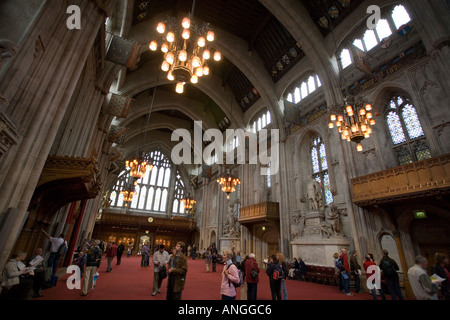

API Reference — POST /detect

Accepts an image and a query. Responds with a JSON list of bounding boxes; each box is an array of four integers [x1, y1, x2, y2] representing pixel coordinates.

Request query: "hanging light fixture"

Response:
[[148, 0, 221, 94], [120, 180, 136, 206], [125, 153, 153, 179], [329, 97, 375, 152], [327, 10, 375, 152], [217, 169, 240, 199], [181, 193, 196, 212]]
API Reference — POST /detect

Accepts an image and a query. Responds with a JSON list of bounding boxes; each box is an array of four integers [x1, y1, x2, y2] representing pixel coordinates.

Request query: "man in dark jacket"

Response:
[[166, 241, 188, 300], [379, 249, 403, 300], [350, 250, 361, 293], [116, 241, 125, 265]]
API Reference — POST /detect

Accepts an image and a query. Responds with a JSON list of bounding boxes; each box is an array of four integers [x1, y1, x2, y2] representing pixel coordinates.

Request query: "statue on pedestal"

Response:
[[307, 176, 322, 211], [325, 205, 343, 236]]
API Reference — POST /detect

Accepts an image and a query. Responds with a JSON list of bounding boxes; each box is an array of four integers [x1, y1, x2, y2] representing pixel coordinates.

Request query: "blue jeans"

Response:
[[371, 288, 386, 300], [386, 278, 403, 300], [281, 280, 288, 300], [47, 252, 61, 277], [353, 273, 360, 293], [342, 271, 351, 294]]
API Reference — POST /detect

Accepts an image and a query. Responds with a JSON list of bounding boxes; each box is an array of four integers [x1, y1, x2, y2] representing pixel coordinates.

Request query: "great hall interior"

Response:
[[0, 0, 449, 299]]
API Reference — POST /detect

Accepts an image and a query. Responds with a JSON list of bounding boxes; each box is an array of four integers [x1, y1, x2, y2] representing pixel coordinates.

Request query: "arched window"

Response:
[[109, 151, 188, 216], [340, 49, 352, 69], [310, 136, 333, 205], [392, 5, 411, 29], [385, 96, 431, 165]]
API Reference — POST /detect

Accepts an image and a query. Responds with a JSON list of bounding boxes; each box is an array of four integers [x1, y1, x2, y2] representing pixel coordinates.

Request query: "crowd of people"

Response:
[[2, 234, 449, 301]]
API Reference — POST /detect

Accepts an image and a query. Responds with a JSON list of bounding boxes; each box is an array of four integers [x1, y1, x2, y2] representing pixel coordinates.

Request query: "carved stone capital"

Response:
[[0, 112, 20, 157]]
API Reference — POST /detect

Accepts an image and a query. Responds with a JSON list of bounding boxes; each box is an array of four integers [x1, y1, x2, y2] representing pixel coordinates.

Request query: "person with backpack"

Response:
[[220, 250, 240, 300], [266, 255, 282, 300], [41, 229, 66, 281], [379, 249, 404, 300], [244, 253, 260, 300]]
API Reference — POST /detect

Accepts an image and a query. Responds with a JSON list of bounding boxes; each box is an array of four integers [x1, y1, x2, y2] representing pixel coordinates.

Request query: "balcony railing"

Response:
[[351, 154, 450, 206], [238, 202, 279, 225]]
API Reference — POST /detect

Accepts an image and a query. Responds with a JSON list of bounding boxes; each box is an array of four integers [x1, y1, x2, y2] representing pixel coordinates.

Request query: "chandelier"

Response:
[[217, 169, 240, 199], [328, 97, 375, 152], [148, 0, 221, 94], [125, 152, 153, 179], [181, 193, 196, 212], [120, 183, 136, 206]]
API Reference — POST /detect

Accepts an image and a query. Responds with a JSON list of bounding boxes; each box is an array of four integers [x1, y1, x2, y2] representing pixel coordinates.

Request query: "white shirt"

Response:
[[153, 250, 170, 272], [49, 237, 65, 253]]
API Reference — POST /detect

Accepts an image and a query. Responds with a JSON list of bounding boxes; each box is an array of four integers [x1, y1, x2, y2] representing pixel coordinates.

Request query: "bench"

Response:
[[303, 265, 339, 286]]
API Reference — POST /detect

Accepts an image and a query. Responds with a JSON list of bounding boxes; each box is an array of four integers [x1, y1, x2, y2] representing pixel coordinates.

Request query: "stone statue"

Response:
[[291, 212, 306, 239], [325, 205, 342, 236], [224, 198, 240, 238], [306, 176, 322, 211]]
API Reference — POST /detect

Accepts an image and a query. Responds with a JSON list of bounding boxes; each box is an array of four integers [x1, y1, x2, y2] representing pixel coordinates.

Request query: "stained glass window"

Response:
[[403, 104, 424, 139], [310, 136, 333, 205], [387, 111, 406, 145], [386, 96, 431, 165], [109, 151, 189, 217]]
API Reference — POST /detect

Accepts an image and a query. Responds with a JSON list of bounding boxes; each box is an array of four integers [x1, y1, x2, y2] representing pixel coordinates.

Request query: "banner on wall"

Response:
[[106, 35, 141, 70], [106, 93, 133, 118], [107, 125, 129, 145], [351, 44, 372, 75]]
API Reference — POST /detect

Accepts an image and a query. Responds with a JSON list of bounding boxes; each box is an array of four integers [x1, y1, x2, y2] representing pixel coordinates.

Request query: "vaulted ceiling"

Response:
[[109, 0, 365, 174]]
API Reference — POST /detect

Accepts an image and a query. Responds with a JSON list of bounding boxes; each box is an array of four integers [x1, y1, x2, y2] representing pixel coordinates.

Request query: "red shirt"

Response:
[[340, 253, 350, 272]]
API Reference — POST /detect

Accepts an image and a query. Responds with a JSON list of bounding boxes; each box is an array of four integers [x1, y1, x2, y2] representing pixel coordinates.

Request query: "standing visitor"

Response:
[[408, 255, 440, 300], [244, 253, 260, 300], [379, 249, 403, 300], [220, 250, 240, 300], [152, 244, 170, 296], [166, 241, 188, 300]]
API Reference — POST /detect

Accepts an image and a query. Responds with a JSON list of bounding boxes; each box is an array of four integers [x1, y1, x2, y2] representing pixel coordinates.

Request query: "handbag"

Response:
[[159, 265, 167, 279], [251, 269, 259, 278]]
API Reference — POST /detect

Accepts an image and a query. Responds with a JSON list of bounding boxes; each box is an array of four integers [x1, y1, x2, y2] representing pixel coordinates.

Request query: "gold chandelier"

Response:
[[181, 193, 196, 211], [125, 152, 153, 179], [120, 183, 136, 206], [329, 97, 375, 152], [217, 169, 240, 199], [148, 0, 221, 94]]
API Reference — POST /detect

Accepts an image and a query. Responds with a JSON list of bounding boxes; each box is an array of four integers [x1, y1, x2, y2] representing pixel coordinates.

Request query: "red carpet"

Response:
[[38, 255, 376, 300]]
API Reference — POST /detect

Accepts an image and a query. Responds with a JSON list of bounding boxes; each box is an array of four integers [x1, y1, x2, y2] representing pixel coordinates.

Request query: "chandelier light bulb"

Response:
[[197, 36, 206, 47], [176, 82, 185, 94], [330, 114, 336, 121], [203, 65, 209, 75], [182, 29, 190, 40], [337, 115, 344, 122], [346, 105, 354, 116], [167, 71, 174, 81], [161, 42, 169, 53], [214, 51, 222, 61], [367, 127, 373, 134], [191, 74, 198, 83], [203, 49, 211, 60], [336, 121, 342, 127], [195, 67, 203, 77], [356, 144, 363, 152], [182, 17, 191, 29], [207, 31, 215, 42], [370, 119, 376, 125], [161, 60, 170, 72], [329, 122, 334, 129], [192, 56, 201, 68], [179, 50, 187, 62], [365, 104, 372, 111], [167, 31, 175, 42], [360, 108, 366, 116], [366, 112, 373, 119], [165, 52, 175, 64], [149, 41, 158, 51], [157, 22, 166, 34]]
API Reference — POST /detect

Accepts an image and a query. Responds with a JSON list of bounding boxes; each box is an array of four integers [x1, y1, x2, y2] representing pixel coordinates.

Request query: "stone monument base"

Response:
[[220, 237, 240, 254], [291, 237, 349, 267]]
